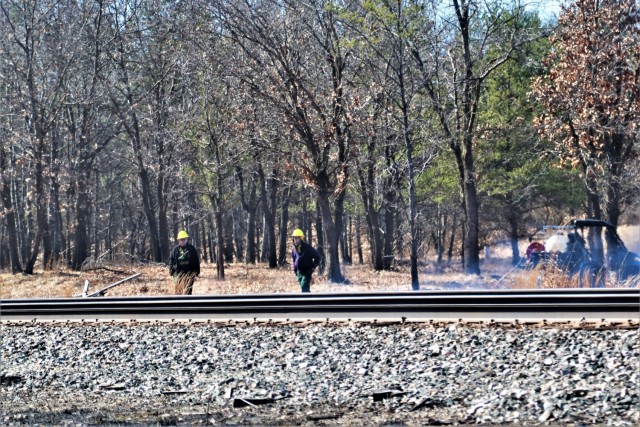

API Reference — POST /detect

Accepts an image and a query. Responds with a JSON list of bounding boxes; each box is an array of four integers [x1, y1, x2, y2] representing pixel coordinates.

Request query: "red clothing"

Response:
[[526, 242, 546, 260]]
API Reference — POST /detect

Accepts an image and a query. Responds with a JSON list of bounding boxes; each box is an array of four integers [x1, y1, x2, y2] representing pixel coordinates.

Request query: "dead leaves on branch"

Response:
[[531, 0, 640, 162]]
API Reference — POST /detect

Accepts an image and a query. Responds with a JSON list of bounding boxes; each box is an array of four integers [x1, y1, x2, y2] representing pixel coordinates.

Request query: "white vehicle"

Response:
[[525, 220, 639, 287]]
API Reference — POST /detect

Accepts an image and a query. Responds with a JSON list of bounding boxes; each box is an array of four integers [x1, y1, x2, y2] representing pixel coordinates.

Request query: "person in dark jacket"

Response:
[[169, 230, 200, 295], [291, 228, 321, 293]]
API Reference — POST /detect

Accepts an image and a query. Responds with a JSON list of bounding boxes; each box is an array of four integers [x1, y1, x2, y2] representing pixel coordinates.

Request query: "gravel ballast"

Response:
[[1, 322, 638, 426]]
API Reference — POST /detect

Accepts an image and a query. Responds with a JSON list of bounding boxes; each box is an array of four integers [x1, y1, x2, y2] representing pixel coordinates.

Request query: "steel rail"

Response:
[[2, 288, 638, 322]]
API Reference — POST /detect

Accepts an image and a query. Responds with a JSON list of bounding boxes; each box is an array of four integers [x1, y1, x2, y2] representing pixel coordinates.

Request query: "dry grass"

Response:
[[511, 263, 624, 289], [1, 259, 506, 298], [196, 262, 429, 294], [1, 247, 635, 299], [511, 265, 580, 289], [0, 265, 168, 299], [172, 272, 198, 295]]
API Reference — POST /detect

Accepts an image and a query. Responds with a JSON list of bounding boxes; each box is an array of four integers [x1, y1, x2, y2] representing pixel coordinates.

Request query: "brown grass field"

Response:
[[0, 260, 502, 299], [1, 226, 637, 298], [0, 254, 635, 300]]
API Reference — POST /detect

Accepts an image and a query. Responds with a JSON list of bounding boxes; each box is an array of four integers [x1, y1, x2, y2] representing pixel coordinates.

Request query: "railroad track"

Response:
[[1, 288, 638, 323]]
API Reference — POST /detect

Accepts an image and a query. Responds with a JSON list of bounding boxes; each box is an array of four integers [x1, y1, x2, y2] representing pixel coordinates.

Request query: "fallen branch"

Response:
[[83, 266, 128, 275], [85, 273, 142, 297]]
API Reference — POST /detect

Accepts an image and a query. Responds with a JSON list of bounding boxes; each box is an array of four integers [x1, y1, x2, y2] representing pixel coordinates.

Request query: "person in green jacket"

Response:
[[169, 230, 200, 295], [290, 229, 321, 293]]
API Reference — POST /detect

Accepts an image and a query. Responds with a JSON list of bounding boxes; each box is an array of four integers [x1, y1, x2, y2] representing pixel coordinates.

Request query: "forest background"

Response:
[[1, 0, 638, 293]]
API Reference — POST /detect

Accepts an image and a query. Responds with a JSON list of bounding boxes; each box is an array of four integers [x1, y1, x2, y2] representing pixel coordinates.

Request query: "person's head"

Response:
[[291, 228, 304, 244], [177, 230, 189, 247]]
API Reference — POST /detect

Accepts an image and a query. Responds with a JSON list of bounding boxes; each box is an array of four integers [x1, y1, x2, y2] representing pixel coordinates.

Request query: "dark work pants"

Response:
[[295, 271, 312, 292]]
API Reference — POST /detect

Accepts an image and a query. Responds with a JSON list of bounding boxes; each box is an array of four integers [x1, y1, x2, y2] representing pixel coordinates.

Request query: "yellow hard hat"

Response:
[[177, 230, 189, 240], [291, 229, 304, 238]]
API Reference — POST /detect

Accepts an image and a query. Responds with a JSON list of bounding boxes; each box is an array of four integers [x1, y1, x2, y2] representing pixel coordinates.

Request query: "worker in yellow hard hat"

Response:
[[290, 229, 321, 292], [169, 230, 200, 295]]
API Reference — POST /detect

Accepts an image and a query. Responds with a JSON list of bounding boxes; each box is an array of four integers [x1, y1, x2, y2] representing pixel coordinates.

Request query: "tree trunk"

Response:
[[315, 202, 325, 274], [382, 148, 398, 271], [207, 214, 215, 263], [233, 207, 245, 262], [435, 207, 447, 266], [259, 216, 268, 263], [137, 164, 162, 262], [210, 194, 225, 279], [246, 203, 257, 264], [458, 125, 481, 274], [106, 173, 114, 262], [258, 166, 278, 268], [369, 210, 385, 270], [0, 235, 7, 270], [400, 82, 420, 289], [118, 44, 162, 263], [447, 213, 457, 264], [335, 192, 350, 265], [508, 210, 521, 266], [355, 215, 363, 265], [158, 181, 170, 263], [303, 197, 313, 247], [71, 172, 91, 271], [458, 0, 482, 275], [278, 186, 292, 266], [347, 215, 353, 263], [224, 215, 235, 263], [317, 190, 345, 283], [383, 204, 396, 271], [606, 176, 622, 228], [92, 171, 100, 262], [585, 166, 604, 266], [256, 212, 262, 261], [51, 182, 66, 265], [339, 216, 347, 263], [356, 164, 384, 270], [200, 221, 208, 263], [48, 127, 65, 266], [0, 148, 22, 274], [237, 168, 258, 264], [24, 140, 48, 275]]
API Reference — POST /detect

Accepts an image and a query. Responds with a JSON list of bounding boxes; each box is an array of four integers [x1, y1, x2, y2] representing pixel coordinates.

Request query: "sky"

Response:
[[525, 0, 564, 22]]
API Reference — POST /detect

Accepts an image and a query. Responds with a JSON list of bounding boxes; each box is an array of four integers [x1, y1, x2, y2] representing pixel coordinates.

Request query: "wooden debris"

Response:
[[86, 273, 141, 297]]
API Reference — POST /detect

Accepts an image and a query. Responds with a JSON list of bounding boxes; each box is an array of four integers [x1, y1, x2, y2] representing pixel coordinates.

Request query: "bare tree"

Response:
[[257, 163, 279, 268], [236, 165, 259, 264], [212, 0, 359, 282], [0, 143, 21, 273], [0, 0, 84, 273], [107, 0, 185, 263], [60, 0, 121, 270], [413, 0, 537, 274]]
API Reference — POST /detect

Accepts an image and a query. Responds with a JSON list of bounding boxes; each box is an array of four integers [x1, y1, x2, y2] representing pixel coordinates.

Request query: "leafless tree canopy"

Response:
[[0, 0, 638, 280]]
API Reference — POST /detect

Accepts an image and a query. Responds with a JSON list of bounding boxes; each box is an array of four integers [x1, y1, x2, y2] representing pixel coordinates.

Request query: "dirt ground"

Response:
[[3, 225, 639, 299], [0, 256, 525, 300]]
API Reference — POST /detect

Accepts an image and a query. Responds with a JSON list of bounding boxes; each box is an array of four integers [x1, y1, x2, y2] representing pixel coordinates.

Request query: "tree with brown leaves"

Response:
[[531, 0, 640, 228]]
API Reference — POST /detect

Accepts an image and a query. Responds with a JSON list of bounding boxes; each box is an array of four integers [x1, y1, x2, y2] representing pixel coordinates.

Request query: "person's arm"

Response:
[[311, 246, 321, 268], [192, 245, 201, 276], [291, 246, 299, 272], [169, 247, 176, 275]]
